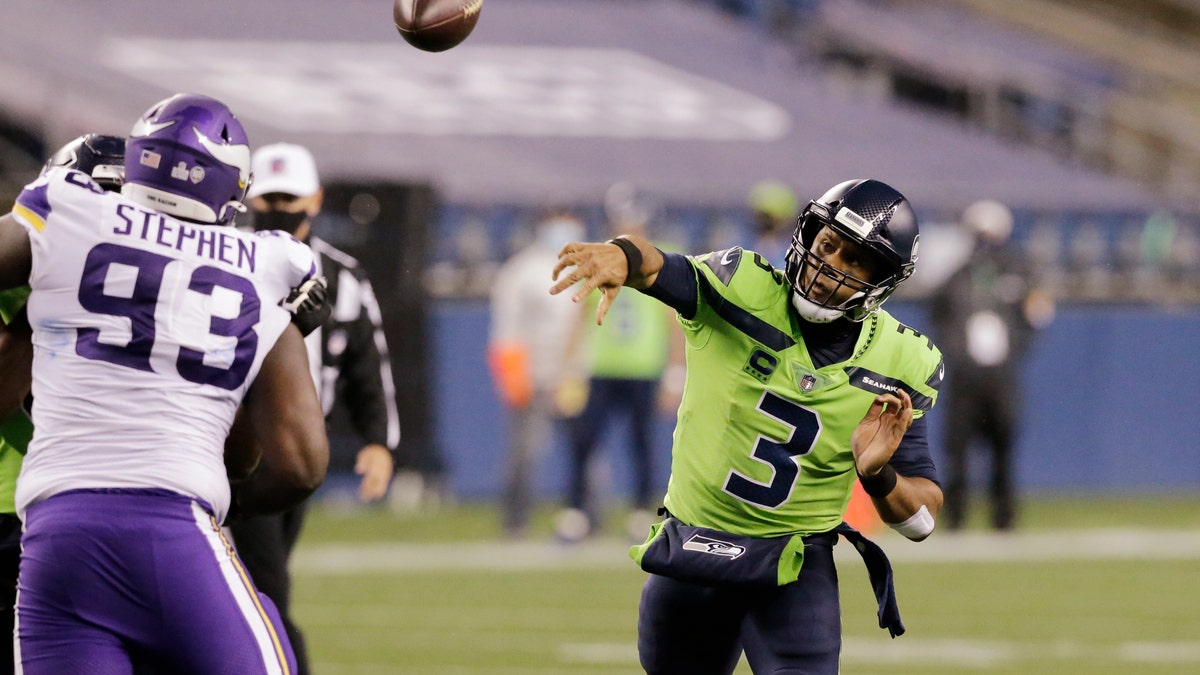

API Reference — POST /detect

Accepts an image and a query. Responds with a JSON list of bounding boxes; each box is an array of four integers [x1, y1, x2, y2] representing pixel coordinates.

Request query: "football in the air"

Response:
[[394, 0, 482, 52]]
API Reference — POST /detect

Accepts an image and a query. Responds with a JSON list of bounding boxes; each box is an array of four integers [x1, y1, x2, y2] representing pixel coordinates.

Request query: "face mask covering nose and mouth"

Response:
[[252, 209, 308, 235]]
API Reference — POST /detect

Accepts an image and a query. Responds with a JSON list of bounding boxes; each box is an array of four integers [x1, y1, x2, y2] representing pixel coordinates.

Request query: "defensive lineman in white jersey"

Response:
[[0, 93, 329, 674], [13, 166, 315, 523]]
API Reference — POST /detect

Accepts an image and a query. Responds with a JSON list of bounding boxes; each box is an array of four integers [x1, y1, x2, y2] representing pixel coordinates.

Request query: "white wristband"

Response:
[[889, 504, 935, 540]]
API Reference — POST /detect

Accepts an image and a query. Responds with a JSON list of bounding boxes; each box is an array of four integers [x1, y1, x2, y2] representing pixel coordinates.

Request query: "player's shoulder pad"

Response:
[[879, 311, 945, 391], [696, 246, 746, 286], [694, 247, 788, 311], [13, 168, 108, 234], [11, 173, 52, 232], [40, 166, 108, 195], [253, 229, 318, 286]]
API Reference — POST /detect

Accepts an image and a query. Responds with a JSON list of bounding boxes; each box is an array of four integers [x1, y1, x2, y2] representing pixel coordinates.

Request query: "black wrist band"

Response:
[[858, 464, 898, 498], [607, 237, 643, 279]]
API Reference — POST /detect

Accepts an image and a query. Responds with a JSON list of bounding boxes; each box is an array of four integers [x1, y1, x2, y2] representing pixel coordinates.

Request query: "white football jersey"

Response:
[[12, 168, 317, 522]]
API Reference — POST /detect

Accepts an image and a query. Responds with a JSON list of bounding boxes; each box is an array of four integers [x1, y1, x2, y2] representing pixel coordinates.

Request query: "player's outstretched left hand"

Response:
[[851, 389, 913, 477], [550, 242, 628, 325]]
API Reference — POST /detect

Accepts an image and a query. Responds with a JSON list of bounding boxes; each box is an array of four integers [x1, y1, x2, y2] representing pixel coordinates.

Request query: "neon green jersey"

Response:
[[0, 287, 28, 327], [661, 248, 943, 538], [584, 289, 671, 379], [0, 287, 32, 515]]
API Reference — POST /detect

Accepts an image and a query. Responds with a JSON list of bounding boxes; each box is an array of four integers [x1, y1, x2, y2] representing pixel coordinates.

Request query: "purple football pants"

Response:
[[16, 489, 297, 675]]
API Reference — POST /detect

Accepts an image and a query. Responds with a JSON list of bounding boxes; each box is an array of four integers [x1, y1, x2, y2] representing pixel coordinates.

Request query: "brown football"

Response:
[[394, 0, 482, 52]]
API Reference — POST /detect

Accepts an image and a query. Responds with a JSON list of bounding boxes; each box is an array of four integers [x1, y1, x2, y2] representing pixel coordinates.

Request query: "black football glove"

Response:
[[281, 275, 331, 336]]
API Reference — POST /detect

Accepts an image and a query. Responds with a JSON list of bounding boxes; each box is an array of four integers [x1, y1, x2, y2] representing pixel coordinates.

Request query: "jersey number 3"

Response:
[[76, 243, 260, 390], [724, 390, 820, 509]]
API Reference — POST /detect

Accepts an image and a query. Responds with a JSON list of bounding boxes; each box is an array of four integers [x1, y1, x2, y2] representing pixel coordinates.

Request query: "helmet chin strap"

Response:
[[791, 293, 844, 323]]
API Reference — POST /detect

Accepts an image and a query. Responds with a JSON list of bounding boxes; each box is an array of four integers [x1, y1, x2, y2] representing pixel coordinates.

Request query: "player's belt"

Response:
[[631, 509, 905, 638]]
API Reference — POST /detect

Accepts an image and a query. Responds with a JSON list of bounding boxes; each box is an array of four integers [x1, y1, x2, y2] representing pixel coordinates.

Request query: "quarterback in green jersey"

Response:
[[552, 179, 944, 675]]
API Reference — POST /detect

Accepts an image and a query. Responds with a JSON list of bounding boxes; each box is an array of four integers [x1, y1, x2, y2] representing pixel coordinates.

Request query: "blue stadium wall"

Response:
[[430, 299, 1200, 501]]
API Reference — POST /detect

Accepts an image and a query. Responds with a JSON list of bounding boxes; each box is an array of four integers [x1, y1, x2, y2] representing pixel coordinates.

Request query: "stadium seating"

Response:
[[699, 0, 1200, 206]]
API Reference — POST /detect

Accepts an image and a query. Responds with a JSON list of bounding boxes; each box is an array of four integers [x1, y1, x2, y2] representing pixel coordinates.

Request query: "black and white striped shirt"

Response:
[[305, 235, 401, 452]]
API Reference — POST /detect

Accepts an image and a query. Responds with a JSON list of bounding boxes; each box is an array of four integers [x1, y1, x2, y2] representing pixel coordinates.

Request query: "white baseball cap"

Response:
[[247, 143, 320, 199]]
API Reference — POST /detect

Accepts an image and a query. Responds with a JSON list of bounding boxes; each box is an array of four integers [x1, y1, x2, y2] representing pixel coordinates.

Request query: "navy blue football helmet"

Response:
[[784, 179, 919, 322], [122, 93, 251, 225], [42, 133, 126, 192]]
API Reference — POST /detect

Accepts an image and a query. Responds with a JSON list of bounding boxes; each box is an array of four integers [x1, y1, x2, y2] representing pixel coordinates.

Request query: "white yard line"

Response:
[[553, 637, 1200, 668], [292, 528, 1200, 575], [841, 637, 1200, 667], [293, 539, 630, 574], [310, 637, 1200, 672], [873, 527, 1200, 563], [1118, 642, 1200, 663]]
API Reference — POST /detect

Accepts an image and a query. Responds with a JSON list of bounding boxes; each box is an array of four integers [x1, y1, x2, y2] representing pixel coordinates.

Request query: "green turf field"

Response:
[[292, 494, 1200, 674]]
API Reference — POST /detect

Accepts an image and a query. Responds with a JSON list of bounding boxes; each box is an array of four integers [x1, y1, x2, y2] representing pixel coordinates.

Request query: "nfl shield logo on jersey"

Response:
[[800, 373, 817, 392]]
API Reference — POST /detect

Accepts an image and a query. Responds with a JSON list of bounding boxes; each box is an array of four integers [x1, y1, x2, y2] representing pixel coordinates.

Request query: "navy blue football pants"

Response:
[[638, 533, 841, 674], [567, 377, 658, 512]]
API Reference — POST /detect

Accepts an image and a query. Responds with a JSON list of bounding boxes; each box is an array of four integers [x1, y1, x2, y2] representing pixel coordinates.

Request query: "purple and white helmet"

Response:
[[122, 93, 251, 225]]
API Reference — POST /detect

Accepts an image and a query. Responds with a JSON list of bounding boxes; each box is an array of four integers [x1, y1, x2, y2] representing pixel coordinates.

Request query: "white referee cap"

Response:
[[247, 143, 320, 199]]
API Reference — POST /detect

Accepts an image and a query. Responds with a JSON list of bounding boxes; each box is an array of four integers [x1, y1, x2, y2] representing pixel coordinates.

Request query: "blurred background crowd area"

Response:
[[425, 200, 1200, 305], [705, 0, 1200, 202]]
